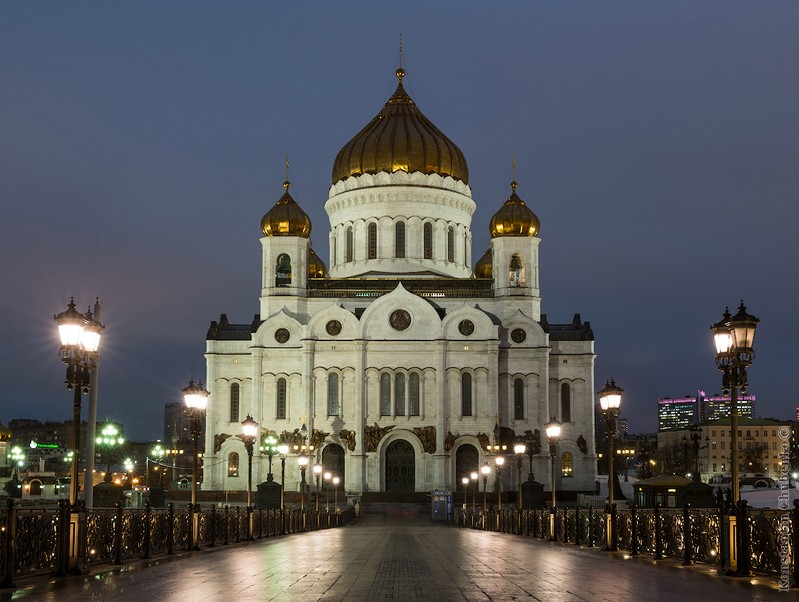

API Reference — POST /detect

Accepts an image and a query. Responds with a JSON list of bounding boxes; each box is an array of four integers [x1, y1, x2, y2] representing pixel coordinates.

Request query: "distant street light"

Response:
[[277, 438, 289, 534], [514, 442, 526, 510], [96, 423, 125, 482], [55, 298, 103, 507], [313, 463, 323, 512], [494, 455, 505, 512], [260, 434, 278, 482], [241, 414, 258, 509], [480, 464, 491, 512]]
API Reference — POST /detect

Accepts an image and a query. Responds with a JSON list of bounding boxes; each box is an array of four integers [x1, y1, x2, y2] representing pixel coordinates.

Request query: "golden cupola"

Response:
[[331, 67, 469, 185], [261, 181, 312, 237], [308, 247, 327, 278], [489, 181, 540, 238], [473, 248, 492, 279]]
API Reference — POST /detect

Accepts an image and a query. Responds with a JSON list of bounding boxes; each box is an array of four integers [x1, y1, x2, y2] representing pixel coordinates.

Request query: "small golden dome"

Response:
[[473, 248, 492, 279], [308, 246, 327, 278], [489, 181, 540, 238], [261, 181, 312, 237], [331, 68, 469, 185]]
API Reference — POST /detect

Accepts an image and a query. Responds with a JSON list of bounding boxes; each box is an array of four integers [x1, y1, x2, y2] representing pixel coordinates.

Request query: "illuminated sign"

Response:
[[29, 441, 59, 449]]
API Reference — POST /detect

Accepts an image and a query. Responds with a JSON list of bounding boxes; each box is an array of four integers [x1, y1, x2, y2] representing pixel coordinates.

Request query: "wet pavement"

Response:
[[1, 513, 791, 601]]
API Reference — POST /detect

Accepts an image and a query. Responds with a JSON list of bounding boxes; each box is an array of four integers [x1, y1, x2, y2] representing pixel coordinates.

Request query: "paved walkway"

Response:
[[2, 514, 791, 601]]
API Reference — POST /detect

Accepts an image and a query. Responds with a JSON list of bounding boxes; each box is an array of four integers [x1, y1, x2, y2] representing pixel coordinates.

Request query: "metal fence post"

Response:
[[736, 500, 750, 577], [167, 503, 174, 555], [0, 498, 16, 588], [630, 504, 638, 556], [654, 503, 663, 560], [682, 503, 692, 565], [112, 502, 123, 565], [142, 502, 151, 560], [209, 505, 216, 547], [55, 499, 69, 575], [223, 506, 230, 545], [588, 505, 594, 548], [575, 506, 581, 546]]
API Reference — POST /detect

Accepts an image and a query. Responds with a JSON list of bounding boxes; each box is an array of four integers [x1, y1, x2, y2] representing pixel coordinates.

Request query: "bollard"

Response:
[[167, 503, 175, 555], [682, 503, 692, 565], [654, 503, 663, 560], [142, 502, 152, 560], [1, 498, 16, 588], [630, 504, 638, 556]]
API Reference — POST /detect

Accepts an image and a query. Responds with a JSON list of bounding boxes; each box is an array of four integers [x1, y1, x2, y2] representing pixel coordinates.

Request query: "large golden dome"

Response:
[[308, 246, 327, 278], [261, 181, 312, 237], [331, 68, 469, 185], [473, 248, 492, 279], [489, 181, 540, 238]]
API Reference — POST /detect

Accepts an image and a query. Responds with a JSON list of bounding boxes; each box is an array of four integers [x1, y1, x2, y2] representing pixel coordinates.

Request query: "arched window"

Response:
[[230, 383, 240, 422], [276, 254, 292, 287], [561, 383, 571, 422], [276, 378, 287, 420], [379, 373, 391, 416], [29, 480, 42, 496], [447, 226, 455, 262], [423, 223, 433, 259], [332, 237, 337, 267], [228, 452, 239, 477], [509, 254, 525, 287], [514, 378, 524, 420], [409, 373, 420, 416], [463, 231, 468, 266], [395, 373, 405, 416], [327, 373, 340, 416], [561, 452, 573, 477], [461, 373, 472, 417], [346, 226, 353, 262], [395, 221, 406, 258], [368, 223, 377, 259]]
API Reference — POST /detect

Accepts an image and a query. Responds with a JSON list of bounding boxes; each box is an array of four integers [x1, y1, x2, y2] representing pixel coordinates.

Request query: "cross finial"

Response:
[[284, 155, 290, 191], [511, 157, 518, 191], [399, 33, 403, 69]]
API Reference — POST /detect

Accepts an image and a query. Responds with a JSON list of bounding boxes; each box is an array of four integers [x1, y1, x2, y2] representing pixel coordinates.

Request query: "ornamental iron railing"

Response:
[[0, 499, 355, 589]]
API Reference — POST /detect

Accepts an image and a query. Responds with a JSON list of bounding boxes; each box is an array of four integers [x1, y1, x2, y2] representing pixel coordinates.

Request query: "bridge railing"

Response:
[[0, 499, 356, 588], [463, 500, 799, 586]]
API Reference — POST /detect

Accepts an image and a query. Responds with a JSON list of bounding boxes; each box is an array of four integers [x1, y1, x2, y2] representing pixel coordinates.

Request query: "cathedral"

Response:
[[202, 64, 597, 497]]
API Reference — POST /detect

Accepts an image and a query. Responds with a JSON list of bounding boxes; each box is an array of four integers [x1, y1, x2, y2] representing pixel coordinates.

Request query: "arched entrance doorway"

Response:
[[322, 443, 345, 484], [385, 439, 415, 491], [455, 444, 479, 492]]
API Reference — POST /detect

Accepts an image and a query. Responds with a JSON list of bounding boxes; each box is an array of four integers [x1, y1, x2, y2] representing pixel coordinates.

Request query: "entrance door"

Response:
[[455, 444, 478, 492], [385, 440, 415, 491]]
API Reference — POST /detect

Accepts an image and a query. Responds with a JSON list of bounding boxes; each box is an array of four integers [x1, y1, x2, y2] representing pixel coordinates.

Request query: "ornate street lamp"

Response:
[[313, 463, 323, 512], [514, 442, 526, 510], [96, 422, 125, 482], [55, 298, 104, 507], [241, 414, 258, 509], [260, 433, 278, 482], [298, 453, 309, 512], [333, 476, 340, 512], [182, 378, 208, 510], [598, 378, 623, 506], [711, 301, 759, 504], [470, 471, 478, 514], [277, 438, 289, 534], [495, 455, 505, 512], [324, 471, 332, 513], [545, 417, 561, 509], [150, 444, 165, 489], [480, 464, 491, 513], [461, 477, 469, 514]]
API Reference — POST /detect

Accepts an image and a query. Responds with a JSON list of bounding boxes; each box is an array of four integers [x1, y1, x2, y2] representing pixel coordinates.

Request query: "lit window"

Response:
[[561, 452, 573, 477]]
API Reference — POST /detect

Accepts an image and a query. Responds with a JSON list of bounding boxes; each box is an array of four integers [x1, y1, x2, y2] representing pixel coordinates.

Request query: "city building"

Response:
[[202, 64, 598, 495], [657, 397, 698, 431], [657, 417, 790, 482], [164, 402, 205, 451], [7, 419, 86, 461], [657, 391, 756, 431]]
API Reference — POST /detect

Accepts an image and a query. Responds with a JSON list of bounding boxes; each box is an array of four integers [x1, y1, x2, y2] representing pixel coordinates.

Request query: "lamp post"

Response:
[[598, 379, 623, 505], [470, 471, 478, 515], [150, 444, 165, 489], [616, 447, 635, 482], [333, 476, 340, 512], [711, 301, 759, 504], [277, 438, 289, 534], [313, 463, 323, 512], [55, 298, 104, 507], [241, 414, 258, 509], [298, 453, 308, 512], [182, 378, 208, 508], [260, 433, 278, 482], [514, 443, 526, 510], [495, 455, 505, 512], [686, 426, 709, 483], [461, 477, 469, 515], [545, 417, 561, 541], [324, 471, 332, 513], [480, 464, 491, 513], [96, 422, 125, 482]]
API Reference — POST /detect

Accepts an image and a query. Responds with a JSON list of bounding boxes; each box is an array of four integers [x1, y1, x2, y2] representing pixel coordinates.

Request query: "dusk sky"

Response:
[[2, 2, 797, 441]]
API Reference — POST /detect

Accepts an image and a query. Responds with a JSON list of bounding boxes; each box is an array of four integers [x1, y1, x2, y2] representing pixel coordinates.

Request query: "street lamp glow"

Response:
[[480, 464, 491, 477], [495, 455, 505, 467], [514, 443, 526, 455], [598, 379, 623, 412], [183, 378, 209, 411]]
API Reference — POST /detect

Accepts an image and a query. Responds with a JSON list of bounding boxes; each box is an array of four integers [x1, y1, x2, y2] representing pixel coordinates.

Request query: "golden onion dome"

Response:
[[489, 181, 540, 238], [331, 67, 469, 185], [473, 248, 492, 279], [308, 246, 327, 278], [261, 181, 312, 237]]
